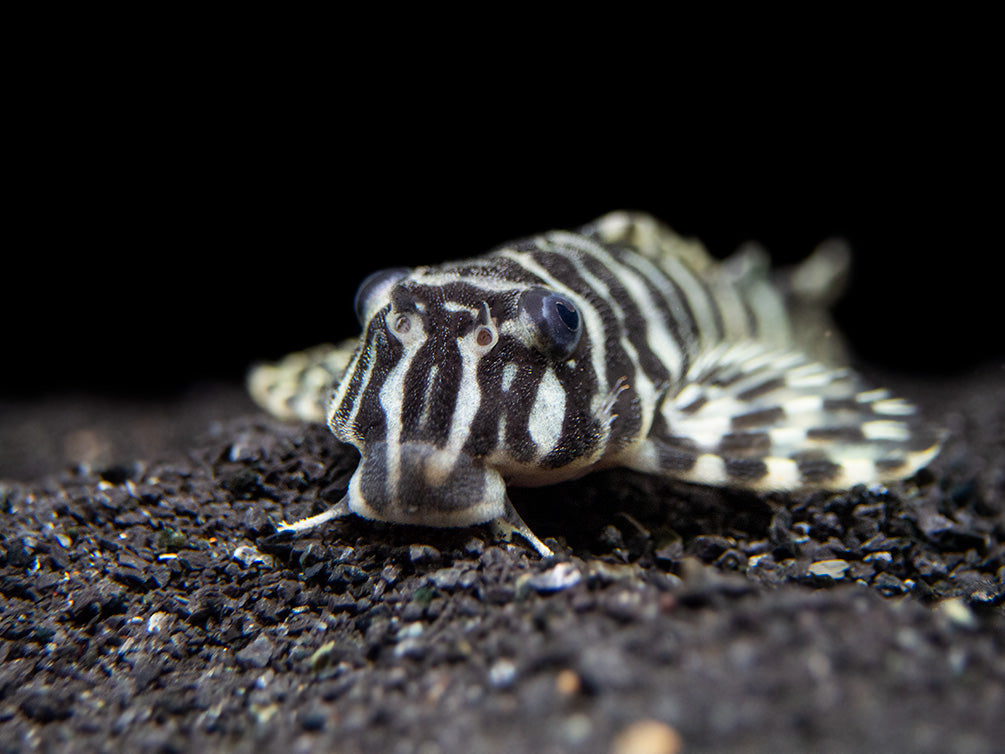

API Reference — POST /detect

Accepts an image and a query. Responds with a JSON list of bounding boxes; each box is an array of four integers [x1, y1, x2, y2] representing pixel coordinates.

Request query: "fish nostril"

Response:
[[393, 314, 411, 334], [476, 326, 494, 347]]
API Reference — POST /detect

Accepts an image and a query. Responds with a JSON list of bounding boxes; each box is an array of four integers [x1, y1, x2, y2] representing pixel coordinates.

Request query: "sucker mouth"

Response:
[[347, 442, 507, 527]]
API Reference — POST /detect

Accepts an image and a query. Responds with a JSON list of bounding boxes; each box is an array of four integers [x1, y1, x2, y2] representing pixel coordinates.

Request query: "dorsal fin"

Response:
[[582, 210, 716, 273]]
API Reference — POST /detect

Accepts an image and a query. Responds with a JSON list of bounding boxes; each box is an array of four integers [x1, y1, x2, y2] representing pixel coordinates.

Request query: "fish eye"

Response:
[[354, 267, 410, 326], [519, 288, 583, 359]]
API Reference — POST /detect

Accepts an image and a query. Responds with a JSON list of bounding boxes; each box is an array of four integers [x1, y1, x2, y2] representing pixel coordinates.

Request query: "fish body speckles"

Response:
[[248, 212, 941, 556]]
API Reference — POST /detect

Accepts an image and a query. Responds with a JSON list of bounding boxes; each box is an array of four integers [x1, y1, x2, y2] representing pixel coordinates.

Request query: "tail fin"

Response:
[[247, 341, 357, 424]]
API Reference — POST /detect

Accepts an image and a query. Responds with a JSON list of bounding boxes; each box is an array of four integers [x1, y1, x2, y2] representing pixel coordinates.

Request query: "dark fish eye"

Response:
[[554, 299, 579, 331], [519, 288, 583, 359], [354, 268, 410, 326]]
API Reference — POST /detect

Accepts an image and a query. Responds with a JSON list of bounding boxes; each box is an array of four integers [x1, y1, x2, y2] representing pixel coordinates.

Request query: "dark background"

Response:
[[5, 50, 1000, 400]]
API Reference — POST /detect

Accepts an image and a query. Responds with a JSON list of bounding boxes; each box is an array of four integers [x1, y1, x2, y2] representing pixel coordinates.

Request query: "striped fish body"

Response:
[[249, 212, 940, 555]]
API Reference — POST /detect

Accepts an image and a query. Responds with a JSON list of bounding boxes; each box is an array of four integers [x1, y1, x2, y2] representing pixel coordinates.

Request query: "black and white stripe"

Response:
[[249, 211, 941, 554]]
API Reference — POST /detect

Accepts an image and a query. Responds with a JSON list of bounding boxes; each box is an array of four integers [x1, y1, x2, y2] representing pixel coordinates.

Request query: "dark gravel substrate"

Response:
[[1, 366, 1003, 754]]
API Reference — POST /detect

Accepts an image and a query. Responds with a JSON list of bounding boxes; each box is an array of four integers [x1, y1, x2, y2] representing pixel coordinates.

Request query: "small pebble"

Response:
[[146, 612, 173, 635], [610, 719, 684, 754], [872, 572, 909, 596], [555, 669, 581, 696], [488, 659, 517, 688], [808, 559, 849, 579], [19, 688, 74, 723], [526, 562, 582, 593], [409, 544, 442, 565], [429, 566, 466, 590], [562, 713, 593, 745], [936, 596, 976, 628], [233, 545, 273, 569], [236, 634, 274, 669], [863, 551, 892, 566], [309, 641, 337, 672], [300, 706, 326, 731]]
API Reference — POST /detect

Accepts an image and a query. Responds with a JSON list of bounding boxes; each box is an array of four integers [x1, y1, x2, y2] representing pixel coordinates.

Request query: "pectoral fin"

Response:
[[628, 343, 941, 491]]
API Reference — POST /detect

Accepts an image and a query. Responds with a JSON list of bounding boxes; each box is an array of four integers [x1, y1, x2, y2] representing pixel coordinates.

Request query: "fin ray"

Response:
[[633, 343, 940, 491]]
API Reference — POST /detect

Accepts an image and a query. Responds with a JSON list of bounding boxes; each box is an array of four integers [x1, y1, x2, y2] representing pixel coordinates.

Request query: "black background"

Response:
[[5, 44, 1000, 399]]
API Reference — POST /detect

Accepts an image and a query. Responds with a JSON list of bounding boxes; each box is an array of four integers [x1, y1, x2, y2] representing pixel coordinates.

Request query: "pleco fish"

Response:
[[248, 212, 941, 557]]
